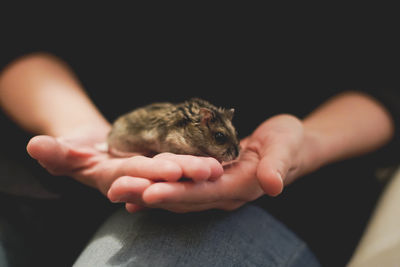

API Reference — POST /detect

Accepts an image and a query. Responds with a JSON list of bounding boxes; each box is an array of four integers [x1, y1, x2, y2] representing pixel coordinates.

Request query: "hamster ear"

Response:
[[225, 108, 235, 121], [200, 108, 214, 125]]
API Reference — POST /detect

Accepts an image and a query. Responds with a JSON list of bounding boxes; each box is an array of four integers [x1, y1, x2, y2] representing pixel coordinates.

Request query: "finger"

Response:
[[26, 135, 91, 175], [149, 200, 245, 213], [125, 203, 147, 213], [107, 176, 152, 203], [256, 145, 289, 196], [143, 151, 263, 205], [142, 180, 224, 205], [239, 137, 250, 149], [154, 153, 223, 181], [114, 156, 183, 182]]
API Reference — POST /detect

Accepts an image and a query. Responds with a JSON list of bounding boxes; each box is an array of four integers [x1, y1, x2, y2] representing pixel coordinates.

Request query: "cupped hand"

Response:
[[26, 125, 224, 206], [117, 114, 311, 213]]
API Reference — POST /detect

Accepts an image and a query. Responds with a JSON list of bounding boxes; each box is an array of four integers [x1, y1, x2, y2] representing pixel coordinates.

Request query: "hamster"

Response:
[[107, 98, 240, 162]]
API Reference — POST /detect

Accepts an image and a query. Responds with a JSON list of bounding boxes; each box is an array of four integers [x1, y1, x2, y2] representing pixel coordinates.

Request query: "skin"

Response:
[[0, 53, 394, 213]]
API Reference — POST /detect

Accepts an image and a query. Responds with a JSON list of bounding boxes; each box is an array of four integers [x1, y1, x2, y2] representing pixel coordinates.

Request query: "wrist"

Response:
[[45, 117, 111, 139], [297, 124, 326, 177], [53, 120, 111, 146]]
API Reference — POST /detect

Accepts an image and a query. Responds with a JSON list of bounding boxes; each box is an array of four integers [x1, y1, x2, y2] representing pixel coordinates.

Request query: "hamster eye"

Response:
[[214, 132, 227, 144]]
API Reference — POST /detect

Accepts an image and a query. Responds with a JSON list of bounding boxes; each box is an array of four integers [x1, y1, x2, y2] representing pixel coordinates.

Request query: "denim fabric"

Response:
[[0, 244, 8, 267], [74, 205, 320, 267], [0, 218, 32, 267]]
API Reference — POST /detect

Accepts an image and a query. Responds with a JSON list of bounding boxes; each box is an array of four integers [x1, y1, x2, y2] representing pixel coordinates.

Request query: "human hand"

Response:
[[116, 114, 317, 213], [26, 125, 224, 202]]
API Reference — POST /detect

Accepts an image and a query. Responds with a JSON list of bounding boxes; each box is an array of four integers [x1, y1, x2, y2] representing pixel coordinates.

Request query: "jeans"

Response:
[[0, 243, 8, 267], [73, 205, 320, 267]]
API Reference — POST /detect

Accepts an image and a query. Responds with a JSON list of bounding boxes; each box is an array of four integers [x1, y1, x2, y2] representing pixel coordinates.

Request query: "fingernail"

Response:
[[276, 171, 283, 182]]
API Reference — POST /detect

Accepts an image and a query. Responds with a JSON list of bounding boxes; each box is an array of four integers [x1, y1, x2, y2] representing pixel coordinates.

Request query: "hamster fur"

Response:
[[107, 98, 240, 162]]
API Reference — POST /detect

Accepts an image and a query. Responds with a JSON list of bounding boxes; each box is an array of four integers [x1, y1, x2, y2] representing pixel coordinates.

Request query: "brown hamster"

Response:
[[107, 98, 240, 162]]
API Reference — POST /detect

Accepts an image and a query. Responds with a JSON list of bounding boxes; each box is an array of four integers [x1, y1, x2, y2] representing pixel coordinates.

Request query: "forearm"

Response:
[[301, 91, 394, 175], [0, 53, 110, 137]]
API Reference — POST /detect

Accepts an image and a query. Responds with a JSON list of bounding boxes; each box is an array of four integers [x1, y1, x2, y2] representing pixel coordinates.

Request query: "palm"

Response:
[[27, 127, 223, 198], [133, 115, 305, 212], [27, 115, 305, 213], [246, 114, 305, 190], [27, 130, 140, 195]]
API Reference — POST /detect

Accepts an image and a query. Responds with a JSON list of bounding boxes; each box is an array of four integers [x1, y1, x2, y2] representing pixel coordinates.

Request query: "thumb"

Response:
[[256, 145, 291, 196], [26, 135, 91, 175]]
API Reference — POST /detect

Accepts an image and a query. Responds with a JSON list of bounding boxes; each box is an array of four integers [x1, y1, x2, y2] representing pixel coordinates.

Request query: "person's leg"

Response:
[[0, 212, 34, 267], [73, 205, 320, 267], [0, 244, 8, 267]]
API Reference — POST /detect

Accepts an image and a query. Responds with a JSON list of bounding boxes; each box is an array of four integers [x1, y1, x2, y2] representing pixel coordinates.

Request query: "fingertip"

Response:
[[107, 188, 118, 203], [26, 135, 58, 159], [270, 172, 284, 196], [108, 176, 152, 202], [176, 156, 221, 181], [187, 157, 211, 181], [26, 136, 69, 176], [152, 154, 223, 182], [125, 203, 144, 213], [142, 184, 161, 204], [207, 158, 224, 180], [106, 181, 121, 202], [142, 183, 173, 204], [257, 166, 284, 197], [155, 155, 211, 182], [157, 160, 183, 181], [151, 154, 183, 181], [107, 182, 121, 203]]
